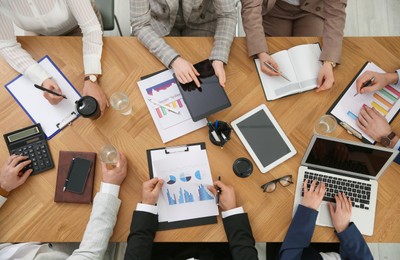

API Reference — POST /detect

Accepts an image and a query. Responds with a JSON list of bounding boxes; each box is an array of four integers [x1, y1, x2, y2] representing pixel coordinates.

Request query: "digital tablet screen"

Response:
[[236, 110, 291, 168]]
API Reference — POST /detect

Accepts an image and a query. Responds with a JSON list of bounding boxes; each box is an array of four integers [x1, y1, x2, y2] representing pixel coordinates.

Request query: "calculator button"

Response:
[[44, 159, 51, 166], [28, 145, 32, 149], [40, 145, 45, 149], [34, 166, 40, 171], [33, 162, 38, 167], [29, 149, 33, 153], [30, 153, 35, 158], [38, 156, 43, 160], [37, 151, 41, 155], [43, 154, 48, 158], [39, 162, 45, 168]]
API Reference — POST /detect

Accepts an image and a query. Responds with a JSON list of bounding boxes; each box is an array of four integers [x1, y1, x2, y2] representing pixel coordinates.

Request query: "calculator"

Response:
[[3, 124, 54, 175]]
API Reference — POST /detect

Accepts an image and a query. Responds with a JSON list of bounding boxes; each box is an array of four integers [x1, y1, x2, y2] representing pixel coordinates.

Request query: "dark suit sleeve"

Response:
[[335, 223, 373, 260], [394, 147, 400, 164], [222, 213, 258, 260], [124, 211, 158, 260], [279, 205, 319, 260]]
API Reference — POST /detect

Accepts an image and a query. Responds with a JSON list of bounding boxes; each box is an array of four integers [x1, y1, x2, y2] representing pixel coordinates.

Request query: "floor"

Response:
[[13, 0, 400, 259]]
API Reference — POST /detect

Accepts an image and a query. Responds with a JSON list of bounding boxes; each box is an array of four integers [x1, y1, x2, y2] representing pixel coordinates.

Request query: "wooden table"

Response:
[[0, 36, 399, 243]]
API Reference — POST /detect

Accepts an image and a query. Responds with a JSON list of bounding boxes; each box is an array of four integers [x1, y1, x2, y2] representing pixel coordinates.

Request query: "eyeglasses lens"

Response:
[[279, 176, 292, 187], [264, 183, 276, 192]]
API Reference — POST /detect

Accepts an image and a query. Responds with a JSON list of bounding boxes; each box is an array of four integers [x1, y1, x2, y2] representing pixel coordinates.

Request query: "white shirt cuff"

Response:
[[24, 63, 51, 86], [395, 69, 400, 88], [0, 195, 7, 208], [83, 54, 102, 75], [393, 139, 400, 151], [100, 182, 120, 197], [136, 203, 158, 215], [221, 206, 244, 218]]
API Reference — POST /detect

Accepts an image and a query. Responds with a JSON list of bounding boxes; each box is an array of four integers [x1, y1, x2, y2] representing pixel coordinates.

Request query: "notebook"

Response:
[[255, 43, 322, 101], [54, 151, 96, 204], [293, 135, 398, 236], [175, 59, 231, 122], [5, 56, 81, 139]]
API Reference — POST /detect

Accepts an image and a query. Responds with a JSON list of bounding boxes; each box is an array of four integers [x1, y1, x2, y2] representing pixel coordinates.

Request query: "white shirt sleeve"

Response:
[[221, 206, 244, 218], [136, 203, 158, 215], [395, 69, 400, 88], [100, 182, 120, 197], [0, 195, 7, 208]]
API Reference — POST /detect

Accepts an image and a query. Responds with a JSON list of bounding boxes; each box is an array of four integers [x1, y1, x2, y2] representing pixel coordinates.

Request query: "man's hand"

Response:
[[142, 177, 164, 205], [101, 152, 127, 185], [356, 105, 396, 146], [171, 57, 201, 87], [212, 60, 226, 87], [42, 78, 64, 105], [355, 71, 398, 95], [83, 80, 109, 117], [328, 192, 352, 233], [208, 180, 237, 211], [0, 155, 32, 192], [257, 52, 280, 76], [301, 179, 326, 211], [316, 62, 335, 92]]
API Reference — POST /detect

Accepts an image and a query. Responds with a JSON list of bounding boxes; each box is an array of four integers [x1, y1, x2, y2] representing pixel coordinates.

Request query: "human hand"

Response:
[[212, 60, 226, 87], [101, 152, 127, 185], [83, 80, 109, 117], [356, 105, 395, 146], [171, 57, 201, 87], [316, 62, 335, 92], [208, 180, 237, 211], [328, 192, 352, 233], [42, 78, 64, 105], [258, 52, 280, 76], [301, 179, 326, 211], [142, 177, 164, 205], [0, 155, 33, 192], [355, 71, 398, 95]]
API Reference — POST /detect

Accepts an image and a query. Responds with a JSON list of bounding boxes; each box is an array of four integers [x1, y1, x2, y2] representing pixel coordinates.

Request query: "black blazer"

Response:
[[124, 211, 258, 260]]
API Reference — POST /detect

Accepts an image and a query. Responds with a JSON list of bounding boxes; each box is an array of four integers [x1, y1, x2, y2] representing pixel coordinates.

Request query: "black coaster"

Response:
[[233, 158, 253, 178]]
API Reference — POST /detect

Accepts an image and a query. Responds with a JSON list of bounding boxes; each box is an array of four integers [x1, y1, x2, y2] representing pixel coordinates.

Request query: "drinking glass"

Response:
[[314, 115, 337, 135], [99, 144, 118, 166], [110, 92, 133, 115]]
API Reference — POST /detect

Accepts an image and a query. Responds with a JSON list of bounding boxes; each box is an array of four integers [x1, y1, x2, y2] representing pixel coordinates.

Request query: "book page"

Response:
[[331, 62, 400, 143], [288, 44, 322, 91], [255, 51, 300, 100]]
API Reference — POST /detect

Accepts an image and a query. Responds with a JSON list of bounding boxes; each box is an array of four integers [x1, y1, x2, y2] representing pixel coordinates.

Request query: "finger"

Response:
[[303, 179, 308, 194], [15, 159, 31, 172], [356, 72, 372, 93], [310, 179, 317, 192], [6, 154, 19, 164], [181, 72, 192, 84], [371, 107, 385, 119], [19, 168, 33, 183], [342, 193, 350, 211], [319, 182, 326, 197], [328, 202, 335, 217], [348, 197, 353, 214], [189, 70, 201, 87], [217, 71, 226, 88], [50, 83, 63, 94], [10, 155, 28, 167], [335, 193, 342, 210], [213, 180, 227, 191], [207, 185, 217, 196], [116, 152, 127, 168], [317, 70, 323, 89], [192, 66, 200, 77], [153, 179, 164, 193]]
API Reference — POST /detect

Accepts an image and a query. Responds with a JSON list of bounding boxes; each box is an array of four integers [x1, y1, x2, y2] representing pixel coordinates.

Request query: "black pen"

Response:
[[34, 84, 67, 99], [354, 77, 375, 97], [216, 176, 222, 205], [63, 158, 75, 192]]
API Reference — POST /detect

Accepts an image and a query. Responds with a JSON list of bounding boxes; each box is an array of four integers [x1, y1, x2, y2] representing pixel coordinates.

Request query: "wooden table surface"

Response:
[[0, 36, 399, 243]]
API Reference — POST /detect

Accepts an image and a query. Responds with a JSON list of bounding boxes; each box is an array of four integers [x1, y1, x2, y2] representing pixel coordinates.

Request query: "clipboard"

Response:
[[147, 142, 218, 231], [327, 61, 400, 144], [5, 56, 81, 140]]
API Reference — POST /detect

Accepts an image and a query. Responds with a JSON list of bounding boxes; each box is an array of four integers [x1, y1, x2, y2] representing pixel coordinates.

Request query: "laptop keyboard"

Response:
[[302, 171, 372, 210]]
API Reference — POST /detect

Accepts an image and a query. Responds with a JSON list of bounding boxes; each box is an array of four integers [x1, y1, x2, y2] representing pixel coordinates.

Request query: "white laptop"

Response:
[[293, 135, 399, 236]]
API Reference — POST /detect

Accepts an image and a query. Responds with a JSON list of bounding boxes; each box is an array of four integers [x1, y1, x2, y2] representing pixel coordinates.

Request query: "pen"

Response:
[[354, 77, 375, 97], [340, 121, 362, 139], [263, 62, 291, 82], [34, 84, 67, 99], [208, 121, 221, 142], [63, 158, 75, 192], [148, 98, 180, 114], [216, 176, 221, 205]]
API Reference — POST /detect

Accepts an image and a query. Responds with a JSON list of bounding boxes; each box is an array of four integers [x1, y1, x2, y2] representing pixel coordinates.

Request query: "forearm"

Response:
[[320, 0, 347, 64], [336, 223, 373, 260]]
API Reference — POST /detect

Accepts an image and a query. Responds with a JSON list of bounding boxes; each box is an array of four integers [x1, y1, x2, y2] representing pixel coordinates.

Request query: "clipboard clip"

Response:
[[165, 145, 189, 154], [340, 121, 362, 139], [56, 111, 77, 129]]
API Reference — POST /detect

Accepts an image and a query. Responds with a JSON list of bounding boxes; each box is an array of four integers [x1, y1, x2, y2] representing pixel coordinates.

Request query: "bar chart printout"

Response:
[[153, 150, 218, 222]]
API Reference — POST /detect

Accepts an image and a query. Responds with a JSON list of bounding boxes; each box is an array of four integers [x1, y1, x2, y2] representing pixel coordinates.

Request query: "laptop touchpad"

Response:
[[316, 202, 333, 227]]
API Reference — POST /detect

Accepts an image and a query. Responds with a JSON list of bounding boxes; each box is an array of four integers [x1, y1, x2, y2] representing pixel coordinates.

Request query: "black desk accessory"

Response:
[[76, 96, 100, 119], [208, 120, 232, 148], [175, 59, 231, 121], [3, 123, 54, 175], [233, 158, 253, 178]]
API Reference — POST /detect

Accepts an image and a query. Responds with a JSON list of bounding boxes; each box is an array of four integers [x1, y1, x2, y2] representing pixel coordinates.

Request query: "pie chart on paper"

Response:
[[179, 173, 191, 182], [167, 175, 176, 185]]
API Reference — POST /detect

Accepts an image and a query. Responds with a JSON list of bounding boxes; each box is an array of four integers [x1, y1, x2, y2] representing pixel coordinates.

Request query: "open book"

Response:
[[255, 43, 322, 101]]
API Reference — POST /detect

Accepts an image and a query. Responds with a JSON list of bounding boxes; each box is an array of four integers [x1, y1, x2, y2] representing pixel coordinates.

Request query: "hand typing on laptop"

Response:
[[328, 192, 352, 233], [301, 179, 326, 210]]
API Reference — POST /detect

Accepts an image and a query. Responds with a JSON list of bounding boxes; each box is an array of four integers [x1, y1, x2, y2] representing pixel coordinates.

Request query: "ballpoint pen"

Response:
[[148, 98, 180, 114], [208, 121, 221, 142], [263, 62, 291, 82], [216, 176, 221, 205], [34, 84, 67, 99], [354, 76, 375, 97]]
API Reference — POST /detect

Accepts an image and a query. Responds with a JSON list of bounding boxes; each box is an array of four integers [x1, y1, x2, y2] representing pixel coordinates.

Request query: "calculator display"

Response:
[[7, 127, 39, 143]]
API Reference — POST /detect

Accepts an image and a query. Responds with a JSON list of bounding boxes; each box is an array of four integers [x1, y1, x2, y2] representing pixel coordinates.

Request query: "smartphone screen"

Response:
[[66, 157, 91, 194]]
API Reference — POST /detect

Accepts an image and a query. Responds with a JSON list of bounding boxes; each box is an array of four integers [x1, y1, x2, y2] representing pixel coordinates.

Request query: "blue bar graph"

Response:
[[198, 184, 214, 201]]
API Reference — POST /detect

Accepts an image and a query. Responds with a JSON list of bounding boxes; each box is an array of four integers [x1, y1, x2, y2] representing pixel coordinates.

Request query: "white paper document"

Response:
[[5, 56, 81, 139], [150, 145, 219, 223], [137, 70, 207, 143]]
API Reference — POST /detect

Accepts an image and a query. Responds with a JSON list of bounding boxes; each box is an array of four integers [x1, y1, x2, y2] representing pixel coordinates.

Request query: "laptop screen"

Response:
[[303, 136, 397, 178]]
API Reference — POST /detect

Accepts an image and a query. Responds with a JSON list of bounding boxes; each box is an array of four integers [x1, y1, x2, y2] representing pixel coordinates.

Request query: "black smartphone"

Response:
[[65, 157, 92, 194]]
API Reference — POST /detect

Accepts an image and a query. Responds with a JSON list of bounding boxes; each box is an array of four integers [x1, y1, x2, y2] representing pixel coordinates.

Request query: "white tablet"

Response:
[[231, 104, 297, 173]]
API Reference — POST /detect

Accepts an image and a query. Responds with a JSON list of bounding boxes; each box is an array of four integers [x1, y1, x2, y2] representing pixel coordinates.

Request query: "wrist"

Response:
[[257, 52, 269, 59], [0, 184, 10, 197], [323, 60, 337, 69], [387, 72, 399, 85]]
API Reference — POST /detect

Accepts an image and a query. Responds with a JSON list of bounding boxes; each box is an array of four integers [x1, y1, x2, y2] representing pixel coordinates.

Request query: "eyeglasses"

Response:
[[261, 175, 293, 193]]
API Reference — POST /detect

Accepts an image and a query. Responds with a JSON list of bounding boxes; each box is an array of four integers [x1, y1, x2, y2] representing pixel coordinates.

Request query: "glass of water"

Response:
[[110, 92, 133, 116], [99, 144, 119, 166], [314, 115, 337, 135]]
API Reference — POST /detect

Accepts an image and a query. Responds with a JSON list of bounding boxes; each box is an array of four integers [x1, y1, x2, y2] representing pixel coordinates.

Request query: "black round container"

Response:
[[76, 96, 100, 120]]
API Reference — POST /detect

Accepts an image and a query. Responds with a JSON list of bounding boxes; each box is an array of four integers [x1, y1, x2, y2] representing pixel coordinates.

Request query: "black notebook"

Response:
[[174, 59, 231, 121]]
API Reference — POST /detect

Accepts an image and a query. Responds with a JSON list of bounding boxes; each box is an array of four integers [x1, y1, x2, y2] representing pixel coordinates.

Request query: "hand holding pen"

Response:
[[355, 71, 392, 96], [263, 62, 291, 82], [258, 52, 280, 77], [208, 178, 237, 211], [36, 79, 66, 105]]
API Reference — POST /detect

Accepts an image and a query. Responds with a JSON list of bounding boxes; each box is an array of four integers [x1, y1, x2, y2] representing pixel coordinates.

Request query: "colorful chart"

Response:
[[146, 78, 176, 96], [195, 170, 202, 180], [155, 98, 184, 118], [167, 175, 176, 185], [166, 185, 214, 205], [180, 173, 192, 182], [198, 184, 214, 201]]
